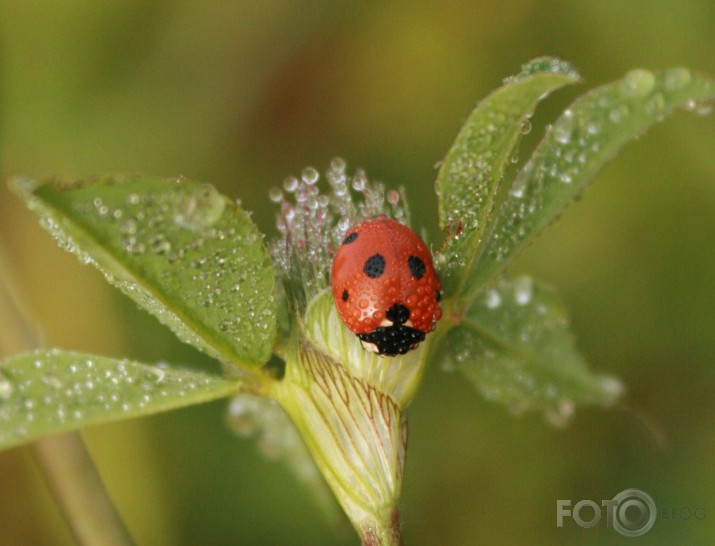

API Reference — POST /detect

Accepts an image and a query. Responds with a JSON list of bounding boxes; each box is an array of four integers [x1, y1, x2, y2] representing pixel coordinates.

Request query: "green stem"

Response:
[[0, 249, 136, 546], [32, 435, 136, 546]]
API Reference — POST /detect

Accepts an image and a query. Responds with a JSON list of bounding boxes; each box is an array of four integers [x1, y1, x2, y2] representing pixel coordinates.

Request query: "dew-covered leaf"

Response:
[[0, 349, 239, 451], [11, 175, 276, 367], [445, 276, 622, 425], [467, 68, 715, 293], [435, 57, 580, 298]]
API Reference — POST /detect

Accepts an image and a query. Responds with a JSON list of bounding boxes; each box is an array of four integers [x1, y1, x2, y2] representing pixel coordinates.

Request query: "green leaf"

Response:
[[467, 67, 715, 293], [0, 349, 239, 451], [435, 57, 580, 298], [445, 275, 622, 425], [11, 175, 277, 367]]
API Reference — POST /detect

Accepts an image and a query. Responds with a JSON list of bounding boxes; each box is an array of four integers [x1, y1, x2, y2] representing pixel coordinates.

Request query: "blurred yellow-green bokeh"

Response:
[[2, 1, 715, 545]]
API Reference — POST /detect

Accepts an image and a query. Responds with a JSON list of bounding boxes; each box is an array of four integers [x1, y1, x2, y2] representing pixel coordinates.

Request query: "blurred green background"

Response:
[[1, 1, 714, 544]]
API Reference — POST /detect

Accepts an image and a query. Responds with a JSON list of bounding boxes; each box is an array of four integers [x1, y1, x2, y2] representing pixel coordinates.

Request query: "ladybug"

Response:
[[331, 215, 443, 356]]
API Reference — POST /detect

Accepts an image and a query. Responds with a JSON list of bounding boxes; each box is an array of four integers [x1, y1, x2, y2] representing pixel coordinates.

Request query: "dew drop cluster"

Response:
[[445, 276, 622, 426], [435, 59, 583, 289], [0, 350, 230, 447], [22, 175, 276, 364], [503, 57, 580, 85], [270, 158, 410, 313], [484, 66, 713, 273]]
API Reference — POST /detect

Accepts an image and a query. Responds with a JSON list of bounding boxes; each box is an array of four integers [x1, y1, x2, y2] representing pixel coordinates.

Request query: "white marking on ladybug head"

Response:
[[360, 340, 380, 353]]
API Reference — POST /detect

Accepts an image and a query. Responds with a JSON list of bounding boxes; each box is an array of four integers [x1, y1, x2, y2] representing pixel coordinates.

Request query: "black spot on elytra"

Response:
[[342, 289, 349, 301], [363, 254, 385, 278], [342, 232, 358, 244], [386, 303, 410, 326], [436, 290, 442, 302], [408, 256, 426, 279]]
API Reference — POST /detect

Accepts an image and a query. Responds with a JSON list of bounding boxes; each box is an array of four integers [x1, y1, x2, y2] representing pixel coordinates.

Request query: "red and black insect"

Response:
[[331, 216, 442, 356]]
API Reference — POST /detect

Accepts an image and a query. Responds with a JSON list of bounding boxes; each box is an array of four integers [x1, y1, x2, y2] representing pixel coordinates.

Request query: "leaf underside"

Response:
[[433, 63, 715, 423], [446, 276, 623, 425]]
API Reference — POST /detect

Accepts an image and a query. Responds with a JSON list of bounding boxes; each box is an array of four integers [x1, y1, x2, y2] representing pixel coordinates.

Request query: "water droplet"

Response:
[[119, 219, 137, 235], [149, 234, 171, 255], [330, 157, 346, 172], [559, 171, 573, 184], [663, 67, 691, 92], [509, 175, 528, 199], [609, 105, 629, 123], [0, 372, 13, 400], [519, 119, 532, 135], [506, 57, 579, 83], [175, 186, 226, 231], [621, 69, 655, 98], [283, 176, 298, 193], [585, 121, 600, 135], [227, 394, 261, 436], [599, 376, 624, 403], [645, 92, 665, 114], [544, 399, 575, 428], [121, 236, 146, 255], [42, 374, 63, 389], [268, 187, 283, 203], [351, 171, 367, 191], [485, 289, 502, 309], [514, 276, 533, 305], [126, 193, 141, 206], [301, 167, 319, 185], [552, 109, 574, 144]]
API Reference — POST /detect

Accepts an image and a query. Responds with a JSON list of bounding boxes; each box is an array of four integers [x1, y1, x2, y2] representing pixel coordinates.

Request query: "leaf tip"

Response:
[[504, 56, 582, 85], [8, 175, 39, 198]]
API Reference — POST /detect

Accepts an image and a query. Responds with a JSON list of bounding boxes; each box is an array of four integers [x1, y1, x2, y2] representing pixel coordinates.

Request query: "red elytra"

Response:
[[331, 216, 442, 356]]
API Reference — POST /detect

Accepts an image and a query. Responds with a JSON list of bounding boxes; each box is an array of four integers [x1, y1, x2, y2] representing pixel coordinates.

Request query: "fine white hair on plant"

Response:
[[270, 158, 410, 312]]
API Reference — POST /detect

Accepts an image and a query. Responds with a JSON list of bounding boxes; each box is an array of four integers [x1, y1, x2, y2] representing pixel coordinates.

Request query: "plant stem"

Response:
[[33, 434, 136, 546], [0, 250, 136, 546], [361, 509, 404, 546]]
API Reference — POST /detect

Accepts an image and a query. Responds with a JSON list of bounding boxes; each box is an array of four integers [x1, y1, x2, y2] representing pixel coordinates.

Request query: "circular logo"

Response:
[[611, 489, 657, 537]]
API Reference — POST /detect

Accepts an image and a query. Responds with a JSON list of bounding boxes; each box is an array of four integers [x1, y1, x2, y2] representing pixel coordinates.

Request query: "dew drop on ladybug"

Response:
[[331, 215, 443, 356]]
